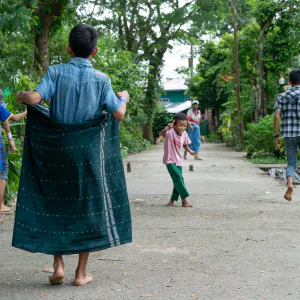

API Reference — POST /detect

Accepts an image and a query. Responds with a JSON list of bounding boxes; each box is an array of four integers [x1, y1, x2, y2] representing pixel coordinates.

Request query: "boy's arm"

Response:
[[161, 121, 175, 138], [274, 95, 282, 148], [2, 121, 16, 152], [274, 109, 281, 148], [10, 108, 27, 121], [113, 91, 129, 120], [16, 91, 42, 106], [16, 67, 55, 106], [183, 145, 195, 156]]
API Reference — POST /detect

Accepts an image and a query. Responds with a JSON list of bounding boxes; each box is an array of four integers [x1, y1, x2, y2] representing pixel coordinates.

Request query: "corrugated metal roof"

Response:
[[165, 101, 192, 113]]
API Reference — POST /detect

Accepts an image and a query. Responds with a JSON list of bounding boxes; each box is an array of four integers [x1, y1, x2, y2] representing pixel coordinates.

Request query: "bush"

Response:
[[244, 114, 283, 156], [205, 132, 221, 143], [153, 111, 173, 139], [218, 112, 239, 146], [119, 126, 151, 154]]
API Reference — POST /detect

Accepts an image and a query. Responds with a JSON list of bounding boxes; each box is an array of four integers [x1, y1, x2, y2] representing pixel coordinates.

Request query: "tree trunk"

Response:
[[143, 51, 165, 142], [142, 121, 154, 142], [263, 71, 268, 115], [231, 0, 242, 144], [31, 1, 63, 74], [255, 18, 273, 121], [34, 13, 54, 74], [255, 26, 264, 121], [143, 68, 158, 143]]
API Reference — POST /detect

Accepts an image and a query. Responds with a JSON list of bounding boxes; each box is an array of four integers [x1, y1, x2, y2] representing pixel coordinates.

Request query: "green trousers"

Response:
[[167, 163, 190, 201]]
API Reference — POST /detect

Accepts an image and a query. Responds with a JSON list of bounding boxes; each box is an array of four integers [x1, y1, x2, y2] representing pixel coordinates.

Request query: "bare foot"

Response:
[[49, 273, 64, 285], [0, 205, 13, 213], [284, 185, 293, 201], [182, 199, 193, 208], [184, 156, 187, 160], [49, 262, 64, 285], [167, 200, 175, 207], [74, 273, 93, 286]]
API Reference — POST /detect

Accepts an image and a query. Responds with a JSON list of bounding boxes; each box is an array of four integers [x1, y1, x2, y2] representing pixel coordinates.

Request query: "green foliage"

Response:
[[205, 132, 221, 143], [153, 112, 173, 139], [188, 0, 300, 151], [119, 126, 152, 154], [218, 111, 238, 146], [244, 114, 278, 155], [248, 153, 286, 164], [4, 152, 22, 203]]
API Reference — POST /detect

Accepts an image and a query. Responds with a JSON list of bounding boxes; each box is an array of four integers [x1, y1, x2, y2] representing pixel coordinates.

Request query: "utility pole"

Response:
[[231, 0, 242, 144]]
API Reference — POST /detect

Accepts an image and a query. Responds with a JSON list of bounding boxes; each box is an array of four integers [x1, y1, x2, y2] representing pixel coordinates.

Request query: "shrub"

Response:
[[119, 126, 151, 154], [218, 112, 239, 146], [153, 111, 173, 139], [244, 114, 279, 156]]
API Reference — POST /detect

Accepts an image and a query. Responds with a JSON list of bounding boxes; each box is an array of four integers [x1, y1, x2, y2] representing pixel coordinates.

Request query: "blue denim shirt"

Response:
[[35, 58, 122, 124]]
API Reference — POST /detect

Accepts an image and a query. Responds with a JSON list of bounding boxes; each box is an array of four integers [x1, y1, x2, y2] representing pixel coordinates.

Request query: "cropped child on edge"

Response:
[[161, 113, 195, 208]]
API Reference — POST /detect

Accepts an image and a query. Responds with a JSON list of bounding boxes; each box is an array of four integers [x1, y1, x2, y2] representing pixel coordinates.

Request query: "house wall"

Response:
[[160, 90, 190, 103]]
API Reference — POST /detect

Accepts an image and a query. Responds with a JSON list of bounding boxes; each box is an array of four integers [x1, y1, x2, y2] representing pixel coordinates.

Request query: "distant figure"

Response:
[[161, 113, 195, 208], [274, 70, 300, 201], [184, 100, 202, 160]]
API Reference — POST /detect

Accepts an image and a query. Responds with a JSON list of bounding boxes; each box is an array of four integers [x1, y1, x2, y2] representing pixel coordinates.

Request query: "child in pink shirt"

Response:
[[161, 113, 195, 207]]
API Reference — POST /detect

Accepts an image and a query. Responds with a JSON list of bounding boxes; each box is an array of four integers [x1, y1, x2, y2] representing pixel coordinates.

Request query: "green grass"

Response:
[[205, 132, 221, 143], [248, 155, 286, 164]]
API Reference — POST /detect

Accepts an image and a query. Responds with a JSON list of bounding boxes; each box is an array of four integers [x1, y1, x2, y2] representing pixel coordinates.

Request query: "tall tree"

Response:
[[1, 1, 74, 74], [248, 0, 299, 120], [23, 1, 70, 73], [81, 0, 201, 141]]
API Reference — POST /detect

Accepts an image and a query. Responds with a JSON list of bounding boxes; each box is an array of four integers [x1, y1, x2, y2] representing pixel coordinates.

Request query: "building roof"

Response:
[[165, 101, 192, 114], [163, 79, 188, 91]]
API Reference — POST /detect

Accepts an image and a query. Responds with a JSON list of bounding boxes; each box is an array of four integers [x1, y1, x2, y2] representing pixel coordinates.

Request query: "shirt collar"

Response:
[[68, 57, 92, 67]]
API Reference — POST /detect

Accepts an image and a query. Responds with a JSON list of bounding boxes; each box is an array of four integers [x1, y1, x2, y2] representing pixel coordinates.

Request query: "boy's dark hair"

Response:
[[173, 113, 188, 124], [290, 70, 300, 85], [69, 24, 99, 58]]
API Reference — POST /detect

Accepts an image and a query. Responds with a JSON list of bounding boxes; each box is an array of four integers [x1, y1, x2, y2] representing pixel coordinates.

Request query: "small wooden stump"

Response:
[[189, 165, 194, 172], [127, 162, 131, 172]]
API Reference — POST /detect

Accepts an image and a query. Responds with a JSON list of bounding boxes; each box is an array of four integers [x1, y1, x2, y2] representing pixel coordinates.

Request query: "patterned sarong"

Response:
[[12, 105, 132, 255]]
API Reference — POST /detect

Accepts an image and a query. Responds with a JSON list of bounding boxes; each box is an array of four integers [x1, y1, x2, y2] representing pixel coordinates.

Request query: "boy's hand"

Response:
[[116, 91, 130, 103], [189, 124, 194, 130], [16, 91, 24, 105], [189, 150, 196, 156], [275, 137, 281, 148], [8, 139, 17, 153], [167, 120, 175, 130]]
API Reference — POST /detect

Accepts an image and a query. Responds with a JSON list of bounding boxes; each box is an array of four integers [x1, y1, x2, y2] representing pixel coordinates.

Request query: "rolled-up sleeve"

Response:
[[102, 77, 122, 114], [275, 95, 282, 111], [34, 66, 56, 100]]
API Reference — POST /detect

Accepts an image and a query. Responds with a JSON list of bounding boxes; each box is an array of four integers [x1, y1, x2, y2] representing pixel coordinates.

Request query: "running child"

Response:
[[161, 113, 195, 208]]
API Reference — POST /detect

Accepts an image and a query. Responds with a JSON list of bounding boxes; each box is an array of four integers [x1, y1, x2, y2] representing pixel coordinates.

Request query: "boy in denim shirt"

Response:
[[16, 24, 129, 286]]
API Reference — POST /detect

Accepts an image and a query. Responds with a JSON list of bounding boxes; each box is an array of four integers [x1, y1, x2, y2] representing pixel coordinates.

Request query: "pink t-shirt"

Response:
[[163, 128, 191, 166]]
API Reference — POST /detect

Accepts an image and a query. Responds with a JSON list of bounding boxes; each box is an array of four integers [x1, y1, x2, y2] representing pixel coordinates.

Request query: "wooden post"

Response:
[[127, 162, 131, 172], [189, 165, 194, 172]]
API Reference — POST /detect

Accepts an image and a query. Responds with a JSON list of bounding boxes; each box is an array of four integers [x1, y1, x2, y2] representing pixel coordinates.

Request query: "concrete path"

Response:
[[1, 143, 300, 300]]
